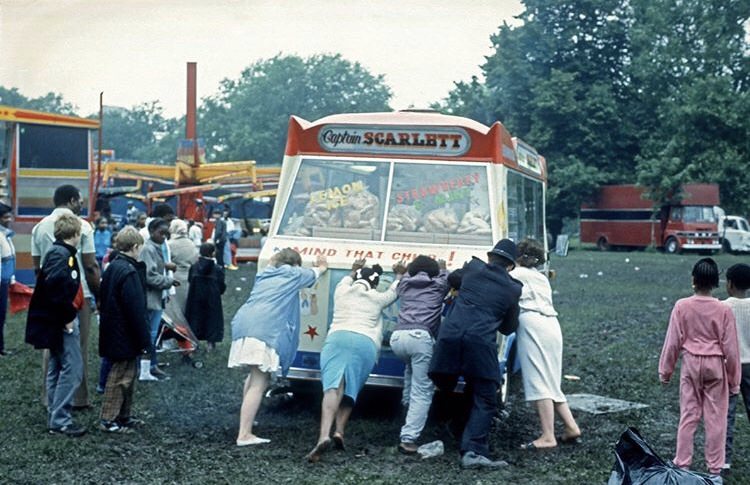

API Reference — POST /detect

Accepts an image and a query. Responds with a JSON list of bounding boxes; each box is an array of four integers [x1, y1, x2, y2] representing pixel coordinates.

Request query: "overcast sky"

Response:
[[0, 0, 523, 117]]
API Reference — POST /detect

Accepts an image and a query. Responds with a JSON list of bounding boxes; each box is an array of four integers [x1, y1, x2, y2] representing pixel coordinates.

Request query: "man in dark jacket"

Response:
[[98, 227, 151, 433], [429, 239, 522, 469], [25, 214, 86, 437]]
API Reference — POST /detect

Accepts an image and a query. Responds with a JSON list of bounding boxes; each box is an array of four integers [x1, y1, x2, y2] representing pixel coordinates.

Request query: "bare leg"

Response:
[[317, 380, 345, 444], [530, 399, 557, 448], [334, 401, 354, 439], [237, 366, 269, 441], [554, 401, 581, 439], [306, 379, 346, 462]]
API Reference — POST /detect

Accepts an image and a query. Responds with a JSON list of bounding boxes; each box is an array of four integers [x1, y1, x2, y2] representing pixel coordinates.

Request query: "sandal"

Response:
[[519, 441, 556, 451], [305, 438, 331, 463], [332, 433, 345, 450]]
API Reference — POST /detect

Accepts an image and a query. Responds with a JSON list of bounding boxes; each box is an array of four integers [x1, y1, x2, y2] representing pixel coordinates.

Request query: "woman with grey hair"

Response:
[[167, 219, 198, 315], [228, 248, 328, 446]]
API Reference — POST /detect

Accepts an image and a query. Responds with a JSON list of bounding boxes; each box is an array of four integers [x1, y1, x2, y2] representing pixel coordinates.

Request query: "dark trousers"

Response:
[[0, 280, 8, 352], [461, 377, 499, 458], [215, 240, 226, 267], [431, 373, 498, 458], [98, 357, 113, 390], [725, 363, 750, 465]]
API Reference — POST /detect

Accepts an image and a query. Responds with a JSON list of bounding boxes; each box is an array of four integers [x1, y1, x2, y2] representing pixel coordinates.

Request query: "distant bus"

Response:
[[0, 105, 99, 284]]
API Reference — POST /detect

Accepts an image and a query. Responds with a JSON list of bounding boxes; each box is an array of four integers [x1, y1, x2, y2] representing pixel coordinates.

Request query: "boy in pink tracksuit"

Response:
[[659, 258, 741, 476]]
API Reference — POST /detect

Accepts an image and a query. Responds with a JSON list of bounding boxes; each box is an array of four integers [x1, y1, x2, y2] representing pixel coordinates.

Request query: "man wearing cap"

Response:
[[429, 239, 522, 469]]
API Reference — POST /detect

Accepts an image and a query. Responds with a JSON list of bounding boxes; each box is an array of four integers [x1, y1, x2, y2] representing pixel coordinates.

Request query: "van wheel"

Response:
[[596, 237, 610, 251], [722, 239, 734, 255], [665, 237, 680, 254]]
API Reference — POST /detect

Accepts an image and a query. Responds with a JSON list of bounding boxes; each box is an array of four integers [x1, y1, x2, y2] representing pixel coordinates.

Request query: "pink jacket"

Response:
[[659, 295, 741, 394]]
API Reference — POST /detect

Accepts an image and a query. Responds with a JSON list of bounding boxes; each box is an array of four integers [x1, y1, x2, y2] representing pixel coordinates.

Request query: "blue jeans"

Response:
[[147, 309, 163, 368], [47, 319, 83, 429], [390, 329, 435, 443]]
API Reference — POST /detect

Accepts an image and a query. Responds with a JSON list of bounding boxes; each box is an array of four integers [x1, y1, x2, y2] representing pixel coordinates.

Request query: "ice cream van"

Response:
[[262, 110, 547, 390]]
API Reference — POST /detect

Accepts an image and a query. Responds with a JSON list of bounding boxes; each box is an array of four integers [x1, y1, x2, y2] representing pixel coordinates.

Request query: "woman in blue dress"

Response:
[[306, 258, 405, 462], [228, 249, 327, 446]]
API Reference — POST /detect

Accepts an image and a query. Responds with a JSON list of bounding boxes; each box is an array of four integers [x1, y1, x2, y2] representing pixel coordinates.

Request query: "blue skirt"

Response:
[[320, 330, 377, 403]]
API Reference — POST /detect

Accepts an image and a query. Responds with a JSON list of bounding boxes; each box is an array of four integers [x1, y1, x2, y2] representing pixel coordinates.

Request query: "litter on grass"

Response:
[[566, 393, 648, 415], [235, 287, 242, 291]]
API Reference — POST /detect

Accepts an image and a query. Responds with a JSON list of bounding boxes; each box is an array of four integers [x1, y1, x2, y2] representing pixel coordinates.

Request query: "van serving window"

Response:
[[385, 162, 492, 246], [278, 158, 389, 241]]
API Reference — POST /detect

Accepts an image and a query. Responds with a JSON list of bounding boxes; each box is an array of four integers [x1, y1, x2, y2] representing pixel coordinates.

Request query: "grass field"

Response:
[[1, 249, 749, 484]]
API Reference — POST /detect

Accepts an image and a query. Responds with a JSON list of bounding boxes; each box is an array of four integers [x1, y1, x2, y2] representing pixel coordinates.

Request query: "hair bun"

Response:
[[372, 264, 383, 275]]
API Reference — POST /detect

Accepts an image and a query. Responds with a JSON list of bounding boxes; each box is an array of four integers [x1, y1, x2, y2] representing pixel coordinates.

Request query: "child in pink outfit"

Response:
[[659, 258, 741, 475]]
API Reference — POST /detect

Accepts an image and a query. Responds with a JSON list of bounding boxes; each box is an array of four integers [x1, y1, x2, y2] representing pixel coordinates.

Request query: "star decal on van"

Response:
[[304, 325, 319, 340]]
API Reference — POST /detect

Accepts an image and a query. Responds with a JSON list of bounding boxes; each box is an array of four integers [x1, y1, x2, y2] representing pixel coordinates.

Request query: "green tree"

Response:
[[439, 0, 637, 236], [99, 102, 178, 164], [633, 0, 750, 215], [0, 86, 78, 115], [199, 54, 392, 164]]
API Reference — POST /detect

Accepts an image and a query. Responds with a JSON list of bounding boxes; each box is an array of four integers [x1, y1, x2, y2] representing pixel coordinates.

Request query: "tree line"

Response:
[[2, 0, 748, 234]]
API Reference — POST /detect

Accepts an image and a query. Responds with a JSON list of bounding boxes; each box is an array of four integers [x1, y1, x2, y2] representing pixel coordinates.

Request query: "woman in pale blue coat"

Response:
[[228, 249, 327, 446]]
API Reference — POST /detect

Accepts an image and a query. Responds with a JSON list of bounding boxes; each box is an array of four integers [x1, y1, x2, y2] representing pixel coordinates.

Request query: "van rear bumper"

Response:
[[285, 367, 405, 388]]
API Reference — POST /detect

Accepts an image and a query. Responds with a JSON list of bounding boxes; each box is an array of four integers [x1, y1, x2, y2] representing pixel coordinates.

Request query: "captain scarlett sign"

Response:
[[319, 125, 471, 157]]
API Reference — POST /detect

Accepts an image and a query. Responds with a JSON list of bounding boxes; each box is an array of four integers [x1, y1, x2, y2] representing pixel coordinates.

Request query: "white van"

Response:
[[263, 110, 548, 391]]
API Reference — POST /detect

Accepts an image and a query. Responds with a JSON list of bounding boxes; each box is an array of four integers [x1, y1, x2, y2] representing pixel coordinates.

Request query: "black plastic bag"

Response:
[[607, 427, 718, 484]]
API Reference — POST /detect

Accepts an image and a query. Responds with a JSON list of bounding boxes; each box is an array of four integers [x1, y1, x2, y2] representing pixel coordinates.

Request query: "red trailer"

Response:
[[580, 184, 721, 253]]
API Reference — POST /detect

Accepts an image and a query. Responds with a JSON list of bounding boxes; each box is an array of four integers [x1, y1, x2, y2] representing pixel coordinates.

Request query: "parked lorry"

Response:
[[580, 184, 721, 253], [714, 207, 750, 253]]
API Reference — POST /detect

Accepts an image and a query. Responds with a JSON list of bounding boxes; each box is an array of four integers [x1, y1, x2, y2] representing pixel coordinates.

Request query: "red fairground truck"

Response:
[[580, 184, 721, 253]]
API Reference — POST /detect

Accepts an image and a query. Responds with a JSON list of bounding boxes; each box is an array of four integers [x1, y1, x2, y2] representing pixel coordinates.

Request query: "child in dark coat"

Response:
[[186, 242, 226, 351], [98, 227, 151, 433], [25, 214, 85, 437]]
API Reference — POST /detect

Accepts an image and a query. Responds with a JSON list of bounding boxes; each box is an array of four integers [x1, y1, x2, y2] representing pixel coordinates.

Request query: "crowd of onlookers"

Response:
[[6, 185, 230, 436]]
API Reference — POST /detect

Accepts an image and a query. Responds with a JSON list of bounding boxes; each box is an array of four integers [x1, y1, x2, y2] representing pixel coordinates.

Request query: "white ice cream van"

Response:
[[262, 110, 547, 390]]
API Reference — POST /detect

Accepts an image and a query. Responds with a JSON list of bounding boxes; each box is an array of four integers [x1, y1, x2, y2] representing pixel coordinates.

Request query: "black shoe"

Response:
[[49, 424, 87, 437], [99, 420, 131, 433], [116, 416, 144, 428]]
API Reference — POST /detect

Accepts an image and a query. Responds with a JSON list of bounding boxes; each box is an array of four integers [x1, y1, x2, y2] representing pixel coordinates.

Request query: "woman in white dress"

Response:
[[511, 239, 580, 450]]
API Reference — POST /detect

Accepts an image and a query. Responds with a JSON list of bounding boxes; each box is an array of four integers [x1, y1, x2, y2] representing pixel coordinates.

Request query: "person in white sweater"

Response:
[[306, 258, 406, 462], [723, 263, 750, 472], [510, 239, 580, 451]]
